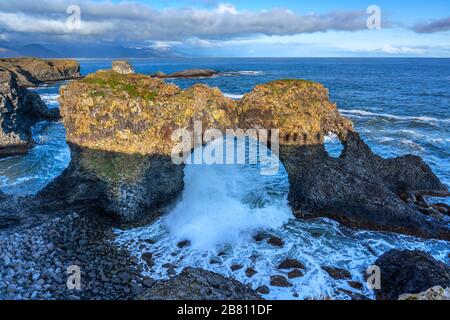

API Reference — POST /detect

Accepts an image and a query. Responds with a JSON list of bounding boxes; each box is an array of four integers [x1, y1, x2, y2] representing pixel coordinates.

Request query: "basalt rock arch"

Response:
[[40, 70, 450, 240]]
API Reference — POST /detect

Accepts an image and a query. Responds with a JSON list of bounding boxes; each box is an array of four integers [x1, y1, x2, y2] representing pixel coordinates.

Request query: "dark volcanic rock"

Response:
[[231, 264, 243, 271], [152, 69, 217, 79], [141, 252, 154, 267], [287, 269, 304, 279], [270, 275, 292, 287], [267, 236, 284, 247], [256, 285, 270, 294], [177, 240, 191, 248], [139, 267, 261, 300], [372, 249, 450, 300], [322, 266, 351, 280], [348, 281, 363, 290], [278, 258, 305, 270], [246, 267, 257, 278], [0, 67, 60, 157], [0, 58, 81, 87], [338, 289, 371, 300]]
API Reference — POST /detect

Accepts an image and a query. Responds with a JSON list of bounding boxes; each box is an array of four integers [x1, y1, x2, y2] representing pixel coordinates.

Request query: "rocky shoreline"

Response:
[[1, 60, 449, 300], [0, 58, 80, 158], [0, 58, 81, 87]]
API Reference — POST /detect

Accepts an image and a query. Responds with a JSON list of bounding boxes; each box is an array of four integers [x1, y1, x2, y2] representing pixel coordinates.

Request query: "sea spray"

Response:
[[164, 137, 292, 250]]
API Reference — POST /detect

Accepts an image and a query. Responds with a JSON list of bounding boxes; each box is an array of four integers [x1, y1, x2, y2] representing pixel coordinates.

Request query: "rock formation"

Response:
[[398, 286, 450, 300], [152, 69, 218, 78], [44, 70, 450, 239], [0, 67, 60, 157], [238, 80, 450, 240], [43, 70, 235, 222], [139, 267, 261, 300], [372, 249, 450, 300], [112, 60, 134, 75], [0, 58, 80, 87]]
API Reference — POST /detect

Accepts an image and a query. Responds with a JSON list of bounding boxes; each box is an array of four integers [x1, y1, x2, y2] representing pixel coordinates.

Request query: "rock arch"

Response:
[[40, 70, 450, 240]]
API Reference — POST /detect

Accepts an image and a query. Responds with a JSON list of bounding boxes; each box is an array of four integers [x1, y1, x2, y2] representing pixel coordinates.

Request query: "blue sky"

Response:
[[0, 0, 449, 57]]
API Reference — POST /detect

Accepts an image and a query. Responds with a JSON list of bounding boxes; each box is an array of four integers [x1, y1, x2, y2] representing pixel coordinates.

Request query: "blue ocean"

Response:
[[1, 58, 449, 299]]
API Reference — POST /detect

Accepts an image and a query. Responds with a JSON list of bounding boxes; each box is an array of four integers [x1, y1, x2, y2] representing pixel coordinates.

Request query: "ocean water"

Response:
[[0, 58, 449, 299]]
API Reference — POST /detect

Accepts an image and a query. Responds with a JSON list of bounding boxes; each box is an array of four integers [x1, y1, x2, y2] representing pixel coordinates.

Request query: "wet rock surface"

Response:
[[0, 67, 60, 157], [139, 267, 261, 300], [321, 266, 351, 280], [372, 249, 450, 300], [278, 258, 305, 270], [0, 58, 81, 87], [270, 275, 292, 287]]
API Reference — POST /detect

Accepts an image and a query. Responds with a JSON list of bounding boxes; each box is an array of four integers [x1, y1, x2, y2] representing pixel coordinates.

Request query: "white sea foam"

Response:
[[219, 71, 266, 77], [223, 93, 244, 100], [40, 94, 60, 108], [339, 109, 450, 124]]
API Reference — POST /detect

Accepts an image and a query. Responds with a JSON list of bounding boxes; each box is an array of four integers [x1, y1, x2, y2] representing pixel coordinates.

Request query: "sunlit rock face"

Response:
[[112, 61, 135, 75], [48, 71, 237, 222], [46, 71, 450, 239]]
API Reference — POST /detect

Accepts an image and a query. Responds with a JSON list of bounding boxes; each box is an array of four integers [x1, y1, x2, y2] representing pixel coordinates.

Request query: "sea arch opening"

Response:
[[162, 135, 293, 250]]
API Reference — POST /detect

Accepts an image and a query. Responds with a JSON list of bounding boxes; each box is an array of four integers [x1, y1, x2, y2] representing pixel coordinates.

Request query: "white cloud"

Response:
[[216, 3, 238, 15], [0, 0, 368, 43], [379, 44, 425, 55]]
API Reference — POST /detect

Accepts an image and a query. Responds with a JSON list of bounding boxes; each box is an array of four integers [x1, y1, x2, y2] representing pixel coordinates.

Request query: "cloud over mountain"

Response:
[[0, 0, 369, 43]]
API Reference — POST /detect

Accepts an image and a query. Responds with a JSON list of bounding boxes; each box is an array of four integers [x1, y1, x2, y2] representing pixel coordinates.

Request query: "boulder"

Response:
[[0, 67, 60, 157], [152, 69, 217, 78], [270, 275, 292, 287], [139, 267, 261, 300], [112, 61, 134, 75], [398, 286, 450, 300], [321, 266, 351, 280], [287, 269, 304, 279], [0, 58, 81, 86], [278, 259, 305, 270], [372, 249, 450, 300]]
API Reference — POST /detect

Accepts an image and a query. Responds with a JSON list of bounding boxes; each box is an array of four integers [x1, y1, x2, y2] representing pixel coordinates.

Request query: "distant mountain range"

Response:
[[0, 43, 182, 58]]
